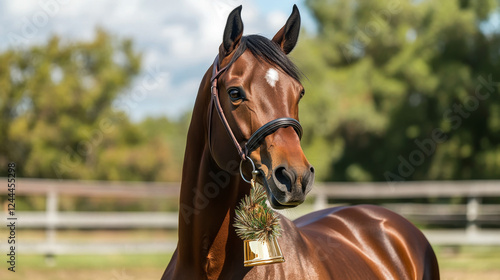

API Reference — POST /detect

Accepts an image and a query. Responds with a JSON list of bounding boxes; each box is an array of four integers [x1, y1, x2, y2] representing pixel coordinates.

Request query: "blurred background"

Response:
[[1, 0, 499, 279]]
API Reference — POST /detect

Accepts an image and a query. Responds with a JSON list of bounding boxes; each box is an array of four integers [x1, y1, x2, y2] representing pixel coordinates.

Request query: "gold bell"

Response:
[[243, 237, 285, 267]]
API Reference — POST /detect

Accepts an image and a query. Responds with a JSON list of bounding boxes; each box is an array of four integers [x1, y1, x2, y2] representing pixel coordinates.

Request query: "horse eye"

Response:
[[300, 89, 305, 99], [228, 88, 244, 102]]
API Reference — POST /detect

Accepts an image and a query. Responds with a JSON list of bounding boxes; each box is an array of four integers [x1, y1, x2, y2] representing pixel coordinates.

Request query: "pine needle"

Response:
[[234, 180, 281, 241]]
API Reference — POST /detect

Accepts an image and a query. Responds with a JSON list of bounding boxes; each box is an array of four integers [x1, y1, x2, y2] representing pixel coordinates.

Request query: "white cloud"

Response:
[[267, 11, 288, 32], [4, 0, 38, 14]]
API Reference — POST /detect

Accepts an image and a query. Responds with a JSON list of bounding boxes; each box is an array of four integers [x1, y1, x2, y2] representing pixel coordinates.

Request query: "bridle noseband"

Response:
[[208, 55, 303, 181]]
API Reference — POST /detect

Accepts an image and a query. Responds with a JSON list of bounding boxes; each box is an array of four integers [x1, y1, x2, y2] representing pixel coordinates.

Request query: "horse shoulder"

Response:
[[293, 205, 440, 280], [242, 215, 328, 280]]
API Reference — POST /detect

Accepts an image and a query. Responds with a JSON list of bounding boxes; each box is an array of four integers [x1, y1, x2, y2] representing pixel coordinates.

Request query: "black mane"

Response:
[[227, 35, 301, 82]]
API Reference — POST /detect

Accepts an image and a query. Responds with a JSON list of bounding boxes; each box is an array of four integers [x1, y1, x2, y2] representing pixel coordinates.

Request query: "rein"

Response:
[[208, 55, 303, 181]]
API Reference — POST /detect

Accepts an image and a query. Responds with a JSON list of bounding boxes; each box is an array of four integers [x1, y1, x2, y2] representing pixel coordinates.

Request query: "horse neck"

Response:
[[175, 68, 248, 276]]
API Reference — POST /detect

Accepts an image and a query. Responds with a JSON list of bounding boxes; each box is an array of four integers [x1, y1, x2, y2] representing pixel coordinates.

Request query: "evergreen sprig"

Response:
[[234, 181, 281, 241]]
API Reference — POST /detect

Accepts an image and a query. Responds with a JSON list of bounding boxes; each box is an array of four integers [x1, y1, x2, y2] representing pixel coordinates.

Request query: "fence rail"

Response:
[[1, 178, 500, 255]]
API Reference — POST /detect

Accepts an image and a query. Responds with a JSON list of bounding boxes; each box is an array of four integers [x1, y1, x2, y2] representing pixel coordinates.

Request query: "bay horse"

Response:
[[162, 5, 439, 280]]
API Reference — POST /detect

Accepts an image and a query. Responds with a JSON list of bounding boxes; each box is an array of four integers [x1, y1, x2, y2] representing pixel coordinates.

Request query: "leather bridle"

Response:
[[208, 55, 303, 181]]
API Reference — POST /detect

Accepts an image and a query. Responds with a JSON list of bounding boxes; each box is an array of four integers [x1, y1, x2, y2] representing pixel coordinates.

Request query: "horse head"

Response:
[[209, 5, 315, 209]]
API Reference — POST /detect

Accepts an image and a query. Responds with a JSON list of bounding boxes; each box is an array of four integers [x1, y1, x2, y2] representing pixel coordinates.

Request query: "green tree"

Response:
[[94, 115, 189, 182], [296, 0, 500, 182], [0, 29, 187, 182], [0, 29, 141, 179]]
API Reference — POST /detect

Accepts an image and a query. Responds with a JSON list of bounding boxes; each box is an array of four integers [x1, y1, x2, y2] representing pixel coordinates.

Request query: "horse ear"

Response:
[[220, 5, 244, 58], [272, 4, 301, 55]]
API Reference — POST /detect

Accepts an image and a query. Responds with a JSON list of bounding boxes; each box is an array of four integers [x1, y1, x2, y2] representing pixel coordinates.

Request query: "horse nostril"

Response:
[[274, 166, 293, 193], [302, 166, 315, 194]]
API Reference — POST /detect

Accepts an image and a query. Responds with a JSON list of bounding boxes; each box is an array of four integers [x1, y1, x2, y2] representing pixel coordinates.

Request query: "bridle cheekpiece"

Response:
[[208, 55, 303, 182]]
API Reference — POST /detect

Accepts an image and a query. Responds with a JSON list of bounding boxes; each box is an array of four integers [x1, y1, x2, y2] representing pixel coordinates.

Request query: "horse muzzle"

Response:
[[261, 164, 315, 209]]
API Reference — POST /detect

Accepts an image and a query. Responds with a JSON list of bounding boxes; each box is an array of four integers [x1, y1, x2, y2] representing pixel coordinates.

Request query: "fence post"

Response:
[[466, 196, 481, 236], [46, 188, 58, 264], [314, 185, 328, 211]]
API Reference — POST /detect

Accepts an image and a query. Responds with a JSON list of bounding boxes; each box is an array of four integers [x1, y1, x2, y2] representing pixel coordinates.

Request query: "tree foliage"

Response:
[[295, 0, 500, 182], [0, 30, 186, 181], [2, 1, 500, 184]]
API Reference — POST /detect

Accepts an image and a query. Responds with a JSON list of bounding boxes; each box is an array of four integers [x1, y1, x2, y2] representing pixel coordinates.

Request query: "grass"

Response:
[[2, 229, 499, 279], [14, 253, 173, 270], [0, 246, 499, 280], [435, 246, 500, 272], [0, 254, 172, 280]]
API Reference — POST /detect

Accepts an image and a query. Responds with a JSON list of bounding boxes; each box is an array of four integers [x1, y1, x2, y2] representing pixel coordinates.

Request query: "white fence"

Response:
[[313, 181, 500, 246], [1, 178, 500, 255]]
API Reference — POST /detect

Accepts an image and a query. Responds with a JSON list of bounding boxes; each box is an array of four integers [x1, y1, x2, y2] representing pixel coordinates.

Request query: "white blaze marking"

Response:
[[265, 68, 279, 88]]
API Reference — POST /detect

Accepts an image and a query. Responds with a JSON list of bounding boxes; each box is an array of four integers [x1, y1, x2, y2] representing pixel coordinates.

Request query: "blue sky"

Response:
[[254, 0, 317, 34], [0, 0, 316, 121]]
